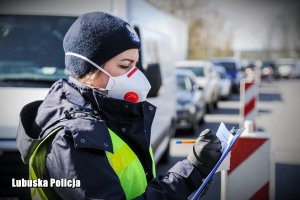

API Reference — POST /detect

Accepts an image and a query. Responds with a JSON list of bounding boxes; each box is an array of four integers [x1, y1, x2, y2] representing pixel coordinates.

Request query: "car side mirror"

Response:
[[144, 63, 162, 97]]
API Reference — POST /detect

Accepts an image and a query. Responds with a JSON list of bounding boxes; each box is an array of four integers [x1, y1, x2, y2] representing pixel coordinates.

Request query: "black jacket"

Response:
[[16, 77, 203, 199]]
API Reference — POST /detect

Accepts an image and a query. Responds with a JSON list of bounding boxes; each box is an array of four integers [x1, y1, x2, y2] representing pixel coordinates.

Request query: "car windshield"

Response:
[[0, 15, 76, 84], [176, 75, 192, 91], [262, 61, 275, 69], [218, 71, 227, 79], [177, 67, 204, 77], [213, 62, 236, 73]]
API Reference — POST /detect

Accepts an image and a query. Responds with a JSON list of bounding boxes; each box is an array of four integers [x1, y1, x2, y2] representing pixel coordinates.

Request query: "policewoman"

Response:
[[16, 12, 222, 199]]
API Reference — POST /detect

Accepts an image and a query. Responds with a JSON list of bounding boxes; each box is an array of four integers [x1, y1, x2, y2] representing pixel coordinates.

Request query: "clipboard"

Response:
[[191, 128, 244, 200]]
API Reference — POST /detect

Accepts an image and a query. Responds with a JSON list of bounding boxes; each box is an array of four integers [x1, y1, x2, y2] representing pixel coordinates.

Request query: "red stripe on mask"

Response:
[[127, 67, 138, 78]]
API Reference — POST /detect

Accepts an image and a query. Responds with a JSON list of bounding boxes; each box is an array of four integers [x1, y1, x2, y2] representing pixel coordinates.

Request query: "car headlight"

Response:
[[188, 105, 196, 114]]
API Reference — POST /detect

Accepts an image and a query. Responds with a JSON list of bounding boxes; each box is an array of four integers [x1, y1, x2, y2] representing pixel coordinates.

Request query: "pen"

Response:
[[175, 140, 196, 144], [176, 127, 239, 144]]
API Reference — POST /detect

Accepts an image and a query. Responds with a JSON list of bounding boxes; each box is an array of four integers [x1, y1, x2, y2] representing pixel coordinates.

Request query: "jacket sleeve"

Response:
[[46, 130, 204, 200], [135, 159, 203, 200]]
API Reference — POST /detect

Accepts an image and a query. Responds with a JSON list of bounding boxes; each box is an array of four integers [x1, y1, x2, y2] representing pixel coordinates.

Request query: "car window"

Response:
[[221, 72, 227, 79], [176, 75, 193, 91], [213, 62, 236, 73], [217, 70, 226, 79], [177, 67, 204, 77], [0, 15, 76, 82], [190, 77, 196, 86]]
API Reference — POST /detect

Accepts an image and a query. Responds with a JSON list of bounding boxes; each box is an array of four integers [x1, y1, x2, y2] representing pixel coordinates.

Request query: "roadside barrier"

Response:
[[221, 131, 274, 200], [240, 79, 258, 131]]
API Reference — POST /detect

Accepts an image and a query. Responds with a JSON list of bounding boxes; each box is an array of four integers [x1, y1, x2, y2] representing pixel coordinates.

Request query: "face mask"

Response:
[[65, 52, 151, 103]]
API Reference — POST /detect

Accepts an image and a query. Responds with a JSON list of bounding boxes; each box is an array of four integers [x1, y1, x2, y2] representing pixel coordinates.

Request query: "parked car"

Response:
[[215, 65, 232, 100], [176, 60, 220, 113], [277, 58, 297, 79], [175, 69, 205, 133], [211, 57, 244, 93], [294, 59, 300, 78], [260, 60, 278, 80]]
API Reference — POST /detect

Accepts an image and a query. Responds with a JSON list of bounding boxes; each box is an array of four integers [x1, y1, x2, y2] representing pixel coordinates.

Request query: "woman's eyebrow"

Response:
[[120, 58, 135, 63]]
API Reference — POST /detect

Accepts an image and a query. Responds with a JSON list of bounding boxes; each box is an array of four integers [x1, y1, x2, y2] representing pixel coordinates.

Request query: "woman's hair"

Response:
[[79, 69, 100, 87]]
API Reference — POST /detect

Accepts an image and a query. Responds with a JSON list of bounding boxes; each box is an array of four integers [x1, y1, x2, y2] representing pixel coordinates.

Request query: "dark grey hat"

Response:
[[63, 12, 141, 78]]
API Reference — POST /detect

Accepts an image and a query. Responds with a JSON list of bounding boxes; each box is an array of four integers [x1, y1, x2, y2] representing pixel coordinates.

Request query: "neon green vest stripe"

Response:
[[29, 126, 64, 200], [149, 146, 156, 178], [105, 129, 156, 199], [29, 126, 156, 200]]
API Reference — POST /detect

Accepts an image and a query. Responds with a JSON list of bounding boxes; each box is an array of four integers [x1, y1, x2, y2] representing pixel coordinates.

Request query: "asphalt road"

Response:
[[156, 79, 300, 200]]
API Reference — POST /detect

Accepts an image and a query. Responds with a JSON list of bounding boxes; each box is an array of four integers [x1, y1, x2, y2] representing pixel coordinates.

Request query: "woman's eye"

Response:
[[120, 65, 130, 69]]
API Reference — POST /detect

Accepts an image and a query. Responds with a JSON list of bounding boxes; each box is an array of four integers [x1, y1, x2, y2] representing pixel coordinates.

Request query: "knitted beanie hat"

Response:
[[63, 12, 141, 78]]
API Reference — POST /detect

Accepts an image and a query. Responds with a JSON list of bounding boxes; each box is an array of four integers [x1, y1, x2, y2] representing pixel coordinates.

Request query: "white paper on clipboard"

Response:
[[216, 122, 234, 173]]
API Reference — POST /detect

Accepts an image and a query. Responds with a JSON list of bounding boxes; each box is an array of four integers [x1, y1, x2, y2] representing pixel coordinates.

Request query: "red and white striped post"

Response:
[[240, 79, 258, 133], [221, 132, 275, 200]]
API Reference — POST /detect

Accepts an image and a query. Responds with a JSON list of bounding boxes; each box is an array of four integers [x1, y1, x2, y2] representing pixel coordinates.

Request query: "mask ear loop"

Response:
[[65, 52, 115, 90]]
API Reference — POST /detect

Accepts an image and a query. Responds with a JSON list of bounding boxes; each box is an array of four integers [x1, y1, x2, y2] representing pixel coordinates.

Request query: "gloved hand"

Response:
[[187, 129, 222, 178]]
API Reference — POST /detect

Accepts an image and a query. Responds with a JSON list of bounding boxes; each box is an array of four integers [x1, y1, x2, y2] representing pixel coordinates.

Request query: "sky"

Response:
[[213, 0, 300, 51]]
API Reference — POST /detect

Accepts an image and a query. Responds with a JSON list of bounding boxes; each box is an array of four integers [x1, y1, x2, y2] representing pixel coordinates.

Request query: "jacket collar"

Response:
[[68, 76, 156, 149]]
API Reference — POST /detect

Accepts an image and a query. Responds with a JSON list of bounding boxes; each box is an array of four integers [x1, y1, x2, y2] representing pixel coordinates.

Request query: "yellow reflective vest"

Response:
[[29, 126, 156, 200]]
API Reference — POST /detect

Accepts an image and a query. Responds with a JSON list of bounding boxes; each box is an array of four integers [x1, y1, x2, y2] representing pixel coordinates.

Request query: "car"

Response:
[[211, 57, 244, 93], [175, 69, 205, 134], [215, 65, 232, 100], [176, 60, 220, 113], [293, 59, 300, 78], [277, 58, 296, 79], [260, 60, 278, 80]]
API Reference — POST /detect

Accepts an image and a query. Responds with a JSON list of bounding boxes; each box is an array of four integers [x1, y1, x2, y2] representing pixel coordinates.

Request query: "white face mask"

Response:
[[65, 52, 151, 103]]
